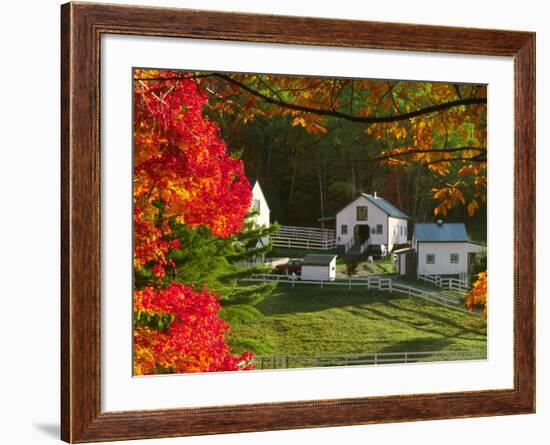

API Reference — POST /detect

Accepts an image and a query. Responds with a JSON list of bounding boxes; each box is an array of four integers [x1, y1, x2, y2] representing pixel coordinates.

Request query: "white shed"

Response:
[[400, 222, 483, 277], [301, 254, 337, 281]]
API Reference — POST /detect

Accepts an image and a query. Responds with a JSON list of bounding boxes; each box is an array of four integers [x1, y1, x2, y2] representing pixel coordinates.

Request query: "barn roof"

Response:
[[414, 223, 469, 242], [302, 254, 337, 266], [335, 194, 408, 219], [360, 194, 409, 219]]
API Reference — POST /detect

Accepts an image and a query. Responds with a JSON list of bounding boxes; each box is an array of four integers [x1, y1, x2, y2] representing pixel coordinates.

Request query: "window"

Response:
[[450, 253, 459, 263], [371, 227, 376, 235], [253, 199, 261, 212], [376, 224, 383, 234], [356, 206, 368, 220], [341, 224, 348, 235], [404, 226, 407, 237], [400, 226, 403, 236], [426, 254, 435, 264]]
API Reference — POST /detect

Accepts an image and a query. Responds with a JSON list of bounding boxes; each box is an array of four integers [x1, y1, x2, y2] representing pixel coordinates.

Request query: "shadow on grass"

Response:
[[380, 299, 486, 337], [378, 337, 455, 353], [256, 284, 402, 316]]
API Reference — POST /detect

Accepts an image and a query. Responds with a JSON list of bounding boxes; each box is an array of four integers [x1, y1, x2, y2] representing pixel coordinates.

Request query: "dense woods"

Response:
[[195, 72, 488, 237]]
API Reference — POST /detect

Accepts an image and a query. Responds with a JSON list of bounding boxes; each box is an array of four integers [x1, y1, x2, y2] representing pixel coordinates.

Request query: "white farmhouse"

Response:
[[395, 222, 483, 277], [335, 193, 408, 254], [301, 254, 337, 281], [245, 179, 271, 265], [250, 179, 270, 245]]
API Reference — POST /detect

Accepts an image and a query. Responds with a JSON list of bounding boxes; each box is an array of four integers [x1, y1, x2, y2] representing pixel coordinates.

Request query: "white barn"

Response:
[[301, 254, 337, 281], [395, 222, 483, 277], [335, 193, 408, 254]]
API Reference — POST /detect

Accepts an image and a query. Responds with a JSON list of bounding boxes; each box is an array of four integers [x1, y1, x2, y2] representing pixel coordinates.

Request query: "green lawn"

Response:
[[230, 283, 486, 358]]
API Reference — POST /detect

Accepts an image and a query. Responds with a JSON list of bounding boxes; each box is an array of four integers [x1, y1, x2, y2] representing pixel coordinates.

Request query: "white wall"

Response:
[[397, 253, 407, 275], [336, 195, 388, 247], [301, 261, 336, 281], [417, 242, 474, 276], [1, 1, 548, 445], [251, 181, 270, 247], [388, 217, 408, 251], [251, 181, 270, 229]]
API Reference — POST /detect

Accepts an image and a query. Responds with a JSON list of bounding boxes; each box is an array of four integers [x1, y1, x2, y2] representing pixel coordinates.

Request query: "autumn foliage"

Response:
[[133, 69, 252, 278], [465, 272, 488, 319], [134, 283, 253, 375], [200, 73, 487, 218], [133, 70, 254, 374]]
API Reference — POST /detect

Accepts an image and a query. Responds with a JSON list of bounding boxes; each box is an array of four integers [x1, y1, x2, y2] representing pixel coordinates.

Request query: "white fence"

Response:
[[418, 274, 469, 292], [241, 274, 471, 313], [271, 225, 337, 251], [254, 349, 486, 369], [244, 274, 392, 291]]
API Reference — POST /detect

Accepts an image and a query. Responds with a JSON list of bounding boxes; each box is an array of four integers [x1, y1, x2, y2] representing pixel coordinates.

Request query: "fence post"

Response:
[[374, 353, 378, 365], [389, 279, 392, 293], [405, 352, 408, 363], [348, 278, 351, 290], [321, 280, 324, 289]]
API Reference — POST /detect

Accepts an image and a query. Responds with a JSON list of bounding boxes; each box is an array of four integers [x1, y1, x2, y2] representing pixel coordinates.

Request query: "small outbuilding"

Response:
[[395, 221, 483, 278], [301, 254, 337, 281]]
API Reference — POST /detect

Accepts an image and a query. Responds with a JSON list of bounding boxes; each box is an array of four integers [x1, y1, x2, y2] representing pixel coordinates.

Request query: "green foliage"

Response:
[[344, 260, 358, 278], [470, 246, 487, 278], [148, 213, 280, 352], [227, 336, 275, 356], [133, 310, 175, 332]]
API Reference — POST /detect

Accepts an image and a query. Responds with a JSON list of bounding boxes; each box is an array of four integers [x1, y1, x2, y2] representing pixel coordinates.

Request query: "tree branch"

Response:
[[134, 73, 487, 124]]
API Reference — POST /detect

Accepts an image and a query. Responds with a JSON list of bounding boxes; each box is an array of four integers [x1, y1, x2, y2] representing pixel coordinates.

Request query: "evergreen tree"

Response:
[[137, 211, 280, 355]]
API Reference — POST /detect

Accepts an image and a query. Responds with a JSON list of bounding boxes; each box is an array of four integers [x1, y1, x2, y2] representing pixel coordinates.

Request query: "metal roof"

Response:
[[394, 247, 415, 255], [360, 194, 409, 219], [414, 223, 469, 242], [302, 254, 337, 266]]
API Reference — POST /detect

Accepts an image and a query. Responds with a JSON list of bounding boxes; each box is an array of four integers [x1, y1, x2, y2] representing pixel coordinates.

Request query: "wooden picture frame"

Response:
[[61, 2, 535, 442]]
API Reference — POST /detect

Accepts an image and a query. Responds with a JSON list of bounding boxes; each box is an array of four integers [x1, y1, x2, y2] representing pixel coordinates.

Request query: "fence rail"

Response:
[[254, 349, 486, 369], [418, 274, 469, 292], [271, 225, 337, 251], [271, 236, 337, 250], [275, 225, 336, 239], [243, 274, 393, 291], [241, 274, 470, 313]]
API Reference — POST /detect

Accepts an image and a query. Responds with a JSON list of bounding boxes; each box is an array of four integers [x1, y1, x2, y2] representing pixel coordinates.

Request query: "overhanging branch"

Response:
[[134, 73, 487, 124]]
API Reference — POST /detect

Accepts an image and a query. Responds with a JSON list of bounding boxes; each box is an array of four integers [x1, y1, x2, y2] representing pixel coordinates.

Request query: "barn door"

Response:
[[468, 252, 476, 273], [406, 252, 417, 275], [354, 224, 370, 245]]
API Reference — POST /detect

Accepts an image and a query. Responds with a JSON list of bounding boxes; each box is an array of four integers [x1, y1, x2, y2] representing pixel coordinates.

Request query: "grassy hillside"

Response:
[[230, 283, 486, 358]]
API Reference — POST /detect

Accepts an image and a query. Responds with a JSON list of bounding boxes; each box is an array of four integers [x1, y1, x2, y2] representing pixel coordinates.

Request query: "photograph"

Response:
[[132, 68, 488, 376]]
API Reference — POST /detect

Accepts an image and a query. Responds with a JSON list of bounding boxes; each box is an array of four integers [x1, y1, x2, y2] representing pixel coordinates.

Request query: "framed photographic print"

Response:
[[61, 2, 535, 443]]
